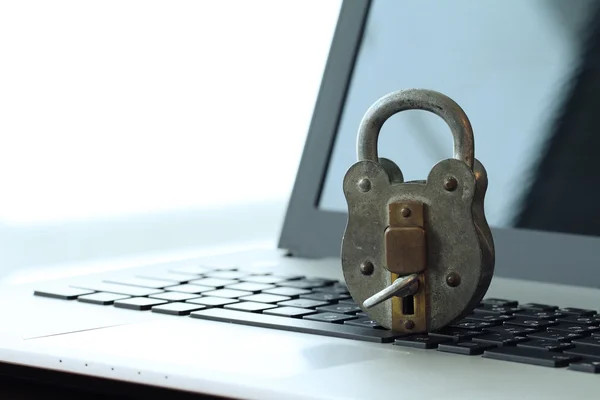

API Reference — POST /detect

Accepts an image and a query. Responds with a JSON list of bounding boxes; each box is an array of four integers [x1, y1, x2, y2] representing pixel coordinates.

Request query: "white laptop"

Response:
[[1, 0, 600, 398]]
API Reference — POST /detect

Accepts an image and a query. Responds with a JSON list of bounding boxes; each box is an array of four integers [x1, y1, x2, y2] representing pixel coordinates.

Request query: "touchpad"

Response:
[[30, 319, 386, 378]]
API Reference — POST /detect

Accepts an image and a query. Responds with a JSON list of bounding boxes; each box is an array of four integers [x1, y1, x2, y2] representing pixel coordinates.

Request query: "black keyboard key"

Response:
[[164, 284, 213, 294], [483, 347, 580, 367], [224, 301, 277, 313], [466, 314, 515, 323], [344, 318, 383, 329], [572, 336, 600, 349], [186, 297, 239, 307], [487, 326, 539, 336], [316, 304, 362, 315], [568, 359, 600, 373], [472, 332, 528, 346], [394, 335, 450, 349], [263, 307, 317, 318], [152, 302, 206, 316], [302, 277, 337, 284], [450, 320, 498, 330], [300, 293, 350, 302], [474, 305, 523, 315], [338, 299, 359, 306], [267, 273, 304, 280], [188, 278, 237, 288], [77, 292, 130, 305], [313, 286, 350, 295], [587, 316, 600, 324], [240, 276, 288, 284], [225, 282, 275, 293], [520, 303, 558, 312], [517, 339, 574, 352], [278, 299, 330, 309], [190, 308, 400, 343], [70, 283, 163, 297], [564, 346, 600, 360], [557, 315, 598, 326], [429, 327, 484, 341], [238, 294, 291, 304], [114, 297, 167, 311], [203, 289, 253, 299], [261, 287, 311, 298], [516, 311, 564, 320], [277, 280, 329, 289], [438, 341, 496, 355], [526, 331, 584, 342], [34, 288, 94, 300], [103, 277, 175, 289], [504, 316, 558, 328], [548, 323, 600, 334], [149, 292, 201, 302], [355, 312, 368, 318], [558, 307, 597, 317], [303, 312, 357, 324], [205, 271, 249, 280], [480, 298, 518, 307], [581, 315, 600, 324]]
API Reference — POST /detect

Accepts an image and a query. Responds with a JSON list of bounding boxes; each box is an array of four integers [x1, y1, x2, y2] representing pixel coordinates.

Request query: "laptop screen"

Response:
[[319, 0, 600, 237]]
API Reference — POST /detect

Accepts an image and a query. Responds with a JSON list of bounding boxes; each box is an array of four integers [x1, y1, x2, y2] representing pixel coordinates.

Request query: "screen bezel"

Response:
[[278, 0, 600, 289]]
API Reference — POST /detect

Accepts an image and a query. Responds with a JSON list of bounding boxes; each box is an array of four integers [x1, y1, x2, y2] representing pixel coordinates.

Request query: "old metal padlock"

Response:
[[341, 89, 495, 334]]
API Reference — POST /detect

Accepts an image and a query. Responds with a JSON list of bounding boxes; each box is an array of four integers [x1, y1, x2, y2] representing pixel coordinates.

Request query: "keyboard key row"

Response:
[[103, 277, 176, 289], [115, 297, 167, 310], [70, 283, 163, 297], [39, 286, 385, 334], [483, 346, 579, 367], [438, 341, 495, 355], [225, 282, 275, 293], [150, 292, 201, 302], [36, 284, 600, 372], [262, 287, 311, 297], [34, 288, 95, 300], [79, 292, 130, 305], [96, 271, 332, 291], [163, 284, 213, 294], [189, 308, 399, 343]]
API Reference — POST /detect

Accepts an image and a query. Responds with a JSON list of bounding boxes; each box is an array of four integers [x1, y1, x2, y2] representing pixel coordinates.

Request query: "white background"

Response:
[[0, 1, 341, 272]]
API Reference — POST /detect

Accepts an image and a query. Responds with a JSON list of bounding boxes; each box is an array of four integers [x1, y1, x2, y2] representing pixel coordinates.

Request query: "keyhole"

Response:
[[402, 295, 415, 315]]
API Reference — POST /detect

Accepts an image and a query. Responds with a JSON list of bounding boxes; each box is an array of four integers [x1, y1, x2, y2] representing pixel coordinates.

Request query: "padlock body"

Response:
[[341, 158, 494, 332]]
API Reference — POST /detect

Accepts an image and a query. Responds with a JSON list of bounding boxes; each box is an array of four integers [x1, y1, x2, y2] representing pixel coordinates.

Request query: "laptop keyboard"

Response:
[[34, 265, 600, 373]]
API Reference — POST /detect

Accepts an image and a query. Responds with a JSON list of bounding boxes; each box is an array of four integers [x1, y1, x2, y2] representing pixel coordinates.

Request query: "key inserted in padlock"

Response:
[[341, 88, 495, 334]]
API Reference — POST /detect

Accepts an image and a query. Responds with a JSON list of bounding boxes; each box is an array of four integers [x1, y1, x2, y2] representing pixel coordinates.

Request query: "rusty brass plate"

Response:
[[385, 227, 426, 275], [385, 202, 426, 275]]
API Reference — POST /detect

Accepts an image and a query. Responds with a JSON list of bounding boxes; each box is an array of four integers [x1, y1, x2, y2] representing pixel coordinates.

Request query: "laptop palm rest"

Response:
[[27, 318, 388, 379]]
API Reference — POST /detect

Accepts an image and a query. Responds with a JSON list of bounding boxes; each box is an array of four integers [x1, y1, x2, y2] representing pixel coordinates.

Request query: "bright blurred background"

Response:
[[0, 1, 341, 273]]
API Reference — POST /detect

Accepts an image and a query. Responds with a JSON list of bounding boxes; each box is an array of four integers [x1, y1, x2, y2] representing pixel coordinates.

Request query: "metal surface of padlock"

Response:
[[341, 88, 495, 334]]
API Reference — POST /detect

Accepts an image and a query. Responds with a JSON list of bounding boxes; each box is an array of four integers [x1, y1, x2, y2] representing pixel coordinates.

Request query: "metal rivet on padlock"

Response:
[[341, 89, 495, 334]]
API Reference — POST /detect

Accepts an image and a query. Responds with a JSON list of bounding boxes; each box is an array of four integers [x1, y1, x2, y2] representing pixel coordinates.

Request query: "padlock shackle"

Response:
[[357, 89, 474, 170]]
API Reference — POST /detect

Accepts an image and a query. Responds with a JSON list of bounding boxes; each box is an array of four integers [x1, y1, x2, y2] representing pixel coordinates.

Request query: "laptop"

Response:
[[2, 0, 600, 398]]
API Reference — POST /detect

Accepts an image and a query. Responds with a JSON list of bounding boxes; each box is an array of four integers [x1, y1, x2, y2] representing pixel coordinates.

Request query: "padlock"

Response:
[[341, 89, 495, 334]]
